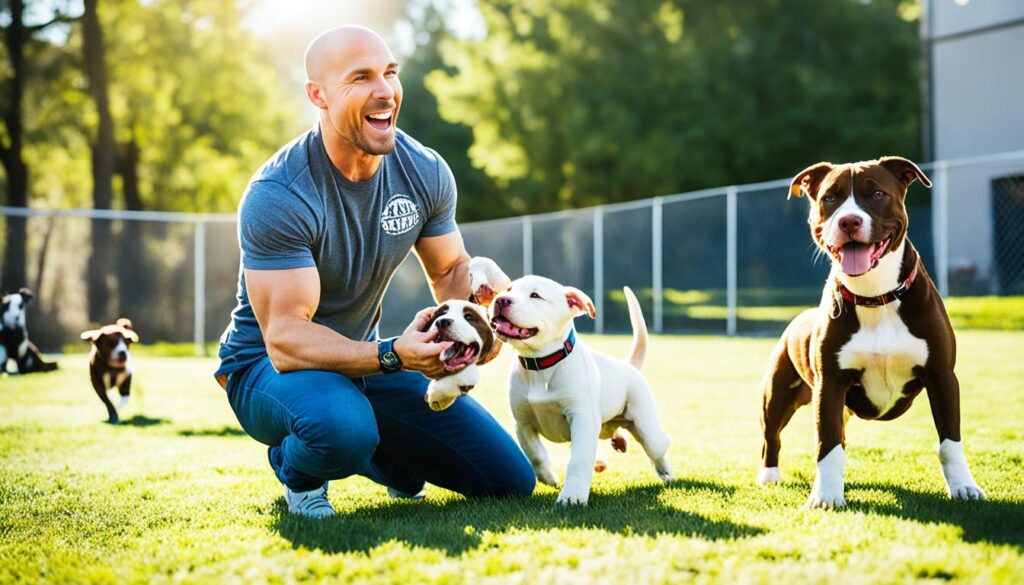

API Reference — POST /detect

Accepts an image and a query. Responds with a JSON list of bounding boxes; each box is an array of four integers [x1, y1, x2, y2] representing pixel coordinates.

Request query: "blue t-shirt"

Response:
[[215, 125, 457, 378]]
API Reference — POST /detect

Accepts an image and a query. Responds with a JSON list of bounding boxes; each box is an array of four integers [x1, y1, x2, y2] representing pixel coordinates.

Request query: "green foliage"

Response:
[[429, 0, 921, 216], [2, 332, 1023, 582]]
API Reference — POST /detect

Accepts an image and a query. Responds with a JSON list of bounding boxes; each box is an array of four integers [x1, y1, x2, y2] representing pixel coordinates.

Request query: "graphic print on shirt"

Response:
[[381, 194, 421, 236]]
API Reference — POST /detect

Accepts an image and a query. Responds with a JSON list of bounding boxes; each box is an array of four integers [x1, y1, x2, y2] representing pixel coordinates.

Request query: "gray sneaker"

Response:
[[285, 483, 335, 518], [387, 486, 426, 500]]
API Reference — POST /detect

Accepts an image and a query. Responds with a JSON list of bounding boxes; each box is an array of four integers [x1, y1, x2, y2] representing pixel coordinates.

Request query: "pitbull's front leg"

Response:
[[557, 402, 600, 506]]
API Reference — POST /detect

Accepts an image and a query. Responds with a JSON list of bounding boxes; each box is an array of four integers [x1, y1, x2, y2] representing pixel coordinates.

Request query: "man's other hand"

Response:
[[394, 307, 461, 379]]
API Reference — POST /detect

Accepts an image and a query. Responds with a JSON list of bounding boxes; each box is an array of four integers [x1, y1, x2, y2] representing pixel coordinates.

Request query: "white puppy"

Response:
[[423, 300, 496, 412], [490, 277, 675, 505]]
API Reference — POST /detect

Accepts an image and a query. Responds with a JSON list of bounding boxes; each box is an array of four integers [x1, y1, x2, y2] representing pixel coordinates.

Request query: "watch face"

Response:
[[381, 352, 399, 368]]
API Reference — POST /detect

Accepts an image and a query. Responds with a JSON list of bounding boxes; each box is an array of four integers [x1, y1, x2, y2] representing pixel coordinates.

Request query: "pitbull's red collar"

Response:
[[519, 329, 576, 371], [836, 260, 919, 308]]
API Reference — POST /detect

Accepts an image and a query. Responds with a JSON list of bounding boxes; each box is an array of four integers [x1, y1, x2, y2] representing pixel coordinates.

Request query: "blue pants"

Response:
[[226, 355, 535, 497]]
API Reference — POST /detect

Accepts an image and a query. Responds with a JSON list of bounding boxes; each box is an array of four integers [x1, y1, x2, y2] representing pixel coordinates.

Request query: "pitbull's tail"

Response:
[[624, 286, 647, 370]]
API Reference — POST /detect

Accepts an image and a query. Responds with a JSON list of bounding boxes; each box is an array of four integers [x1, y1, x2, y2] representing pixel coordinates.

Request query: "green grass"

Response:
[[2, 331, 1023, 583]]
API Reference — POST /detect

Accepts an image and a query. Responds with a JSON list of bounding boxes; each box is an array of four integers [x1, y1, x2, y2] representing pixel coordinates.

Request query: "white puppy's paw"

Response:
[[536, 467, 559, 487], [654, 456, 675, 483], [555, 488, 589, 506], [756, 467, 781, 485], [947, 481, 986, 501]]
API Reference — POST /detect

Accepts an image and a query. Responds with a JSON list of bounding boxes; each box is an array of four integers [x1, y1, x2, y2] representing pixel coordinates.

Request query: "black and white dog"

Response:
[[1, 288, 58, 374]]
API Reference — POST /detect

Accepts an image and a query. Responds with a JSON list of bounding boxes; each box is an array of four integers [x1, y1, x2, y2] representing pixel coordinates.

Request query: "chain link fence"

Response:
[[3, 150, 1023, 352]]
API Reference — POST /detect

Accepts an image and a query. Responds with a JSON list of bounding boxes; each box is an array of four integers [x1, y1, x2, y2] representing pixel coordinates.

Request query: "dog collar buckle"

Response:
[[519, 329, 576, 371]]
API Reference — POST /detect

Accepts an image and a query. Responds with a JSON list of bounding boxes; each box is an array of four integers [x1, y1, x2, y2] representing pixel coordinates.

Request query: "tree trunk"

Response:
[[83, 0, 117, 322], [1, 0, 30, 290], [117, 136, 143, 317]]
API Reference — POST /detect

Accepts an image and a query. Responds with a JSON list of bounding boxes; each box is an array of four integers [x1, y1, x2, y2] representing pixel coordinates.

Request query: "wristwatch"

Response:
[[377, 337, 403, 374]]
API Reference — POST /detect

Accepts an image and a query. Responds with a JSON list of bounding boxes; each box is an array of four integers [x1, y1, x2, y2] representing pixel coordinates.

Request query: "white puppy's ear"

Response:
[[564, 287, 596, 319]]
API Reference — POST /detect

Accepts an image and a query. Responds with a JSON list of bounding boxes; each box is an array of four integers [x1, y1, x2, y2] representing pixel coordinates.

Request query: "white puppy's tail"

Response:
[[624, 286, 647, 370]]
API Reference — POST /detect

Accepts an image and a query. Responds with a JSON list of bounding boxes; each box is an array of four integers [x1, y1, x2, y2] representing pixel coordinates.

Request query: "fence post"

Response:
[[194, 219, 206, 356], [726, 187, 738, 336], [652, 197, 663, 334], [522, 215, 533, 276], [933, 160, 950, 297], [594, 206, 604, 334]]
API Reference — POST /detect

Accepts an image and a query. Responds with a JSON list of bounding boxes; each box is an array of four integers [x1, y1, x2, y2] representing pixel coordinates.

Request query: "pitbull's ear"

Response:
[[879, 156, 932, 189], [121, 328, 139, 343], [116, 317, 133, 331], [18, 287, 34, 303], [81, 330, 100, 342], [565, 287, 596, 319], [789, 162, 834, 200]]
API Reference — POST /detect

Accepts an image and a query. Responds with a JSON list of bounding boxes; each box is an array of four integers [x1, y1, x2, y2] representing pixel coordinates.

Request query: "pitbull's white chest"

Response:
[[519, 382, 575, 442], [837, 302, 929, 414]]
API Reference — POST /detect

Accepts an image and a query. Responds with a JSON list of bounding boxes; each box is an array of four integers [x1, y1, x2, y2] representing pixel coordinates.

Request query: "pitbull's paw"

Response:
[[756, 467, 781, 485], [536, 467, 559, 487], [947, 481, 986, 501], [555, 488, 589, 506], [805, 484, 846, 509]]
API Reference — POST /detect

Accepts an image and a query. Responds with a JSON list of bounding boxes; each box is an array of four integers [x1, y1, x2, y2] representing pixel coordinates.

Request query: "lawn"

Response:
[[2, 331, 1023, 583]]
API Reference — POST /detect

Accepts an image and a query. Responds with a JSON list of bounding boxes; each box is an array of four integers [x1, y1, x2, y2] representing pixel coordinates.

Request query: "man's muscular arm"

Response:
[[246, 267, 452, 377], [414, 231, 473, 303]]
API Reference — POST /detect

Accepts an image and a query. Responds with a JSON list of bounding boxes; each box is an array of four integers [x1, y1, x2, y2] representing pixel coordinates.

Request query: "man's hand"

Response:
[[394, 307, 461, 379]]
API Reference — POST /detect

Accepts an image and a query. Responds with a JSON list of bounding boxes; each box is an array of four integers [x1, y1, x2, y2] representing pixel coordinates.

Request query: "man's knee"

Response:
[[292, 399, 380, 476]]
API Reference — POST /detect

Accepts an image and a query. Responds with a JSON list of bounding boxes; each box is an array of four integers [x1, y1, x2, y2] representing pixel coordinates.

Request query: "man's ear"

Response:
[[789, 162, 835, 200], [18, 287, 34, 303], [81, 330, 100, 342], [305, 80, 328, 110], [565, 287, 596, 319], [879, 156, 932, 189]]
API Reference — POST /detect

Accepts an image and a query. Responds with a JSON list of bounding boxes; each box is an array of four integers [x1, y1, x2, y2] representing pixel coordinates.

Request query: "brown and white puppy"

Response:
[[81, 318, 139, 424], [757, 156, 985, 508], [423, 300, 495, 411], [492, 278, 674, 506]]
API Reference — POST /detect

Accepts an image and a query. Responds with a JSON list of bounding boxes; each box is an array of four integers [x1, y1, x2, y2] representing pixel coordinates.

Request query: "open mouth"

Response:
[[365, 111, 393, 131], [828, 235, 892, 276], [491, 315, 539, 340], [438, 338, 480, 371]]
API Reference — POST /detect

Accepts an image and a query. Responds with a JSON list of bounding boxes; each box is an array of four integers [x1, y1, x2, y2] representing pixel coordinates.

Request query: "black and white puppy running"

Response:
[[81, 318, 139, 423], [1, 287, 58, 374]]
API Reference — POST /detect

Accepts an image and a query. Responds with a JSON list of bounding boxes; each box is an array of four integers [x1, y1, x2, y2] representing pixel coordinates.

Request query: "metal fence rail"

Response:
[[3, 150, 1023, 354]]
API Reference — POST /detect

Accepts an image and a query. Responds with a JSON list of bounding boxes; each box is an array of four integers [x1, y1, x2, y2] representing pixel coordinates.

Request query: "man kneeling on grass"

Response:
[[213, 26, 535, 518]]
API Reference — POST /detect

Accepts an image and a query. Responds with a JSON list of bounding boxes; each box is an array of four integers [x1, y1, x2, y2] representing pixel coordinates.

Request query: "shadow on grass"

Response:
[[848, 481, 1024, 549], [115, 415, 169, 427], [272, 479, 762, 555], [178, 426, 247, 438]]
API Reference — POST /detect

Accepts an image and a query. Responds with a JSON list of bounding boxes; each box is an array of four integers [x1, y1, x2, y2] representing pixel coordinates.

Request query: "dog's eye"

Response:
[[464, 313, 475, 321], [822, 193, 837, 203], [530, 292, 542, 300], [872, 189, 887, 199]]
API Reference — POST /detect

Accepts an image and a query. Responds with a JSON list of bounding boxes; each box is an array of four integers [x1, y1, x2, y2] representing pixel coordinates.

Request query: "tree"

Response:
[[0, 0, 73, 290], [428, 0, 921, 215]]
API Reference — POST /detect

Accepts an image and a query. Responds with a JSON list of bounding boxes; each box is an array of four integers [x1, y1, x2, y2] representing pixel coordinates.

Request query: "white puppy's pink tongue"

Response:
[[841, 242, 872, 276]]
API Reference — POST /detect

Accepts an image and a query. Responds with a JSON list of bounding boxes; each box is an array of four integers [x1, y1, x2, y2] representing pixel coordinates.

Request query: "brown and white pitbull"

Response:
[[756, 156, 985, 508], [81, 318, 139, 424]]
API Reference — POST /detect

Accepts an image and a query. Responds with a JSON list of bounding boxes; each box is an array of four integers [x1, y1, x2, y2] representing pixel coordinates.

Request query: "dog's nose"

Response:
[[838, 215, 863, 233], [494, 297, 512, 309], [435, 318, 452, 329], [116, 351, 128, 361]]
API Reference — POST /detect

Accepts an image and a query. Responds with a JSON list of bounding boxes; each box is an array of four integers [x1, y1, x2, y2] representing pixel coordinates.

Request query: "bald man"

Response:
[[214, 26, 534, 518]]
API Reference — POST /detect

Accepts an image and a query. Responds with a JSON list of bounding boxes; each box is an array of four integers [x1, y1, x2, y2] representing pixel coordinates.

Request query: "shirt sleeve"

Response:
[[420, 155, 458, 238], [238, 180, 319, 270]]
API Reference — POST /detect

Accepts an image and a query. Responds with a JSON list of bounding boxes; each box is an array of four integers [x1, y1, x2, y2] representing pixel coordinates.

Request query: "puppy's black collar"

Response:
[[519, 329, 576, 371]]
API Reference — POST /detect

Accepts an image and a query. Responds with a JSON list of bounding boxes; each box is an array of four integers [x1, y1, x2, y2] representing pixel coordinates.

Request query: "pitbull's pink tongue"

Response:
[[841, 242, 872, 276]]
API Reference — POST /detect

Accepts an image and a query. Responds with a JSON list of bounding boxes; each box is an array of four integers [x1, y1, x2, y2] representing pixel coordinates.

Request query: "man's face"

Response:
[[316, 43, 402, 156]]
